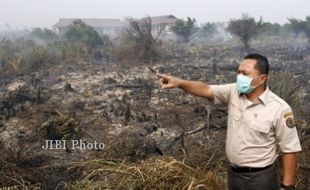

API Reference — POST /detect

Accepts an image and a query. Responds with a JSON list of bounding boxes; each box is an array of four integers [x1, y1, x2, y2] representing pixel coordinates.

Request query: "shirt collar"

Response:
[[257, 85, 270, 106], [238, 85, 270, 106]]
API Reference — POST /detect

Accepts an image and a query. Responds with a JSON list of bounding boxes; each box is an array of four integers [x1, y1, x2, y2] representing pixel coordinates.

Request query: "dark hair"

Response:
[[244, 53, 269, 75]]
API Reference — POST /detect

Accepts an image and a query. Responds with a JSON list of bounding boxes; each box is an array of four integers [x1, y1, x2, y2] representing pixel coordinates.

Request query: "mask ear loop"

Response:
[[251, 74, 266, 89]]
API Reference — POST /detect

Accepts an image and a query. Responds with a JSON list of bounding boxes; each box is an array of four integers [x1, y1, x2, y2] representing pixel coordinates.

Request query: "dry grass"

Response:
[[63, 156, 226, 190]]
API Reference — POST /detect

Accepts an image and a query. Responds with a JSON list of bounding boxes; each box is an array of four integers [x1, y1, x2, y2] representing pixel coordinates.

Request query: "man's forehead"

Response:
[[238, 59, 256, 70]]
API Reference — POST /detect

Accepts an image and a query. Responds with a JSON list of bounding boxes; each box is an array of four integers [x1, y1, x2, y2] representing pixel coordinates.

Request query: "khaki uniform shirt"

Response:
[[210, 83, 302, 167]]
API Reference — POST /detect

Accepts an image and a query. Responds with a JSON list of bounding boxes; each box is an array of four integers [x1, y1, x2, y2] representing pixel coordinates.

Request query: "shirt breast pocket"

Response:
[[229, 104, 242, 122], [245, 121, 272, 145]]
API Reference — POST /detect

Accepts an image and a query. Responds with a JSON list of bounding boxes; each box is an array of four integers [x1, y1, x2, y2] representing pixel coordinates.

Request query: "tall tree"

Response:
[[117, 16, 160, 62], [201, 22, 218, 37], [288, 16, 310, 46], [170, 17, 198, 43], [227, 14, 263, 51]]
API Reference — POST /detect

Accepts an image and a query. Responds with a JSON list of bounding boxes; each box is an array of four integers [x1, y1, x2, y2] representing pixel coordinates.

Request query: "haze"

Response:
[[0, 0, 309, 30]]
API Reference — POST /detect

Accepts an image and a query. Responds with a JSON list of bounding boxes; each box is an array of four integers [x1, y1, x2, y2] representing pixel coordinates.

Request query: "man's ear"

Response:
[[262, 74, 268, 84]]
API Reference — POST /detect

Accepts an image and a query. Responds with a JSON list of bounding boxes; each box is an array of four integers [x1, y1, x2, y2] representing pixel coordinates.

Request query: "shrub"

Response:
[[0, 38, 56, 76], [64, 20, 103, 48], [29, 28, 59, 43], [268, 71, 304, 116]]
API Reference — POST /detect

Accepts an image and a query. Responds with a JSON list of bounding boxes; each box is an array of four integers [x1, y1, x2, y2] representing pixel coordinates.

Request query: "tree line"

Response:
[[1, 14, 310, 77]]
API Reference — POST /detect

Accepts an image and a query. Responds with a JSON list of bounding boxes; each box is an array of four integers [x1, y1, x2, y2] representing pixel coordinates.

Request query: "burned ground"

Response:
[[0, 42, 309, 189]]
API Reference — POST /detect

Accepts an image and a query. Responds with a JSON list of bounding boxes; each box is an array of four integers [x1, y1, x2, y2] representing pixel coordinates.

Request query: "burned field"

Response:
[[0, 43, 309, 189]]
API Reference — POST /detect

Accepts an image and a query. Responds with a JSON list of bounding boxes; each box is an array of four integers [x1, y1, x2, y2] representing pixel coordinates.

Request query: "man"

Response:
[[157, 54, 302, 190]]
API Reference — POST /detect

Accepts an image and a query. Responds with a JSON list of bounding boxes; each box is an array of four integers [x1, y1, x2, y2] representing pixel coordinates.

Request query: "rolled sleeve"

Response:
[[210, 83, 234, 106], [275, 107, 302, 153]]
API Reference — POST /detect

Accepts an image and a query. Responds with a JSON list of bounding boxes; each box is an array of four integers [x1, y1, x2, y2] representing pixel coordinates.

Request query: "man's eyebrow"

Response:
[[237, 69, 251, 74]]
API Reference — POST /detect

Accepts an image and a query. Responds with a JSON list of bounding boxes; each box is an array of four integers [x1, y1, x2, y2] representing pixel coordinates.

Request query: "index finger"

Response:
[[156, 73, 167, 78], [147, 66, 157, 73]]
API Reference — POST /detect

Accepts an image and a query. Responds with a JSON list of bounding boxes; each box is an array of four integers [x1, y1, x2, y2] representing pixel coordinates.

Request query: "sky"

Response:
[[0, 0, 309, 30]]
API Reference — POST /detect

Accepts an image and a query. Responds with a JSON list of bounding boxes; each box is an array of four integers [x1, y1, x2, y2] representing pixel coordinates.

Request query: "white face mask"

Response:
[[236, 74, 260, 94]]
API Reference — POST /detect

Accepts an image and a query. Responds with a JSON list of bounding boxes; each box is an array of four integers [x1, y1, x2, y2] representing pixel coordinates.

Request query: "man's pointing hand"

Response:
[[157, 74, 182, 89]]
